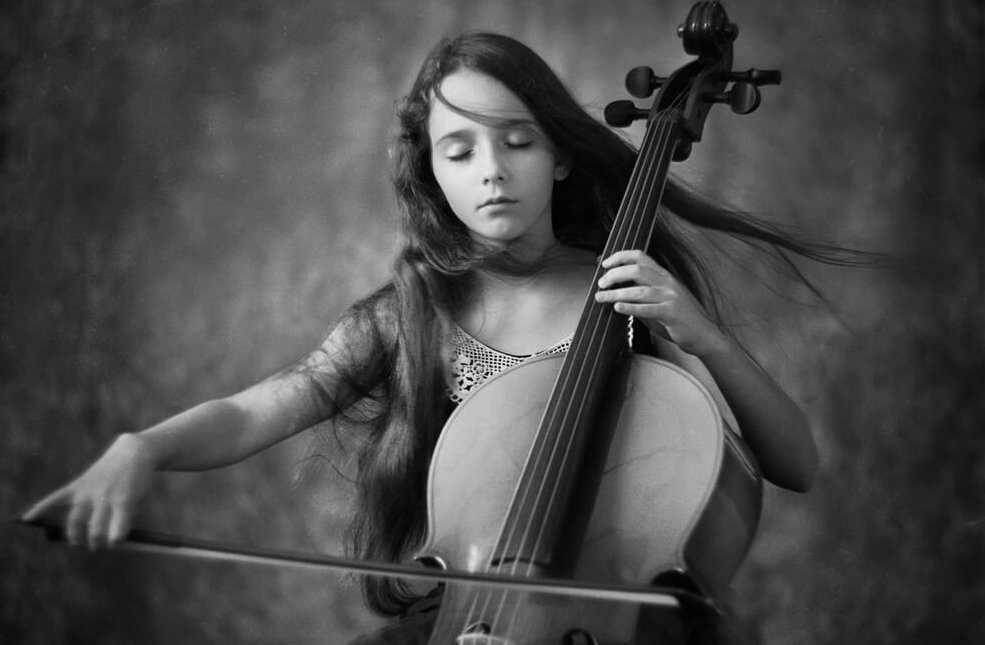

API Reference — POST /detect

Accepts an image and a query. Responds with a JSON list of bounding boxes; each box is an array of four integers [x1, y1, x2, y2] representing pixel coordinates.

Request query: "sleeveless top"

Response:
[[446, 324, 572, 404]]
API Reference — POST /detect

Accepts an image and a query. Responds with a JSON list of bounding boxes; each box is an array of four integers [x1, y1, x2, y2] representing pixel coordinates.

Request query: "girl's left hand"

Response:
[[594, 250, 724, 357]]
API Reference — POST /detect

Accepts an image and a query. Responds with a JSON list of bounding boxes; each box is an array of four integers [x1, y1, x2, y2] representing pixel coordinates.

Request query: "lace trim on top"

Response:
[[447, 324, 571, 404]]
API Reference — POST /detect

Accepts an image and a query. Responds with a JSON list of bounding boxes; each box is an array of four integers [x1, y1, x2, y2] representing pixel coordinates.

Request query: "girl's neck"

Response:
[[456, 244, 597, 356], [472, 235, 587, 280]]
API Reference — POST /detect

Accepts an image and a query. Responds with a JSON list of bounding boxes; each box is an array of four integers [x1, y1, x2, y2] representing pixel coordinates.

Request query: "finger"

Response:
[[65, 499, 92, 548], [600, 295, 677, 322], [107, 505, 131, 547], [88, 502, 110, 550], [22, 487, 72, 522], [598, 264, 669, 289], [595, 285, 670, 304], [612, 302, 664, 318], [601, 250, 669, 273], [600, 249, 648, 267]]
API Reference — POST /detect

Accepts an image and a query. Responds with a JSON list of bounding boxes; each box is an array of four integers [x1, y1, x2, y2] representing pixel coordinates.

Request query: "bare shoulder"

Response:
[[319, 282, 399, 350], [294, 282, 399, 397]]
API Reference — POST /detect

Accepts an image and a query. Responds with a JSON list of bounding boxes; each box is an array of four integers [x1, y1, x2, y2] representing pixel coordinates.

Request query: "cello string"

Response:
[[489, 107, 682, 637], [466, 92, 687, 637], [503, 111, 671, 558], [519, 96, 684, 538], [492, 97, 681, 580], [515, 102, 682, 561], [516, 96, 689, 569], [485, 107, 680, 634], [484, 111, 678, 637]]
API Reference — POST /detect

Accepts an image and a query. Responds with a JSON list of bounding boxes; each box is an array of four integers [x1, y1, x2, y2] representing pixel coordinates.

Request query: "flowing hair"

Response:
[[341, 31, 863, 615]]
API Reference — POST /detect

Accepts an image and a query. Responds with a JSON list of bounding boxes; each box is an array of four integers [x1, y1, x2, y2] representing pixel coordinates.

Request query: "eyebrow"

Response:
[[433, 129, 474, 147]]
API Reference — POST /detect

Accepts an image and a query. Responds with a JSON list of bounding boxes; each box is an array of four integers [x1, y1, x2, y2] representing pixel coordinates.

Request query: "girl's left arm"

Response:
[[595, 250, 818, 492], [681, 332, 818, 492]]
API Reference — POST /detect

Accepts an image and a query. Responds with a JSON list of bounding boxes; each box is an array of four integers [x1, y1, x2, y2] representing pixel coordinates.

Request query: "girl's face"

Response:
[[427, 69, 569, 255]]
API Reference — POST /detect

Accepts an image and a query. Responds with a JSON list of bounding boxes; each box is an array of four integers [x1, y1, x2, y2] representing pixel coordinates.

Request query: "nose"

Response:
[[479, 147, 508, 185]]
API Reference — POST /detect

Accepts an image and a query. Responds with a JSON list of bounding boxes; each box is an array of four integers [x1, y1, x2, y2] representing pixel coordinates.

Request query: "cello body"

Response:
[[419, 353, 762, 643]]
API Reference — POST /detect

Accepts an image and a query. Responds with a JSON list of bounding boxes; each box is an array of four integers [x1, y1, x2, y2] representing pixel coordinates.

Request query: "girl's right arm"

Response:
[[22, 367, 334, 550]]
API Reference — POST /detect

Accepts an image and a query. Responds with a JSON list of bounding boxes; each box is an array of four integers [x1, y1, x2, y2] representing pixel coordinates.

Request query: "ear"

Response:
[[553, 153, 572, 181]]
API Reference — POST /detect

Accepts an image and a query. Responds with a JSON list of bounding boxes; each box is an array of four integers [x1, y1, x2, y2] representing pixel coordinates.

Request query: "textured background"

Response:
[[2, 0, 983, 643]]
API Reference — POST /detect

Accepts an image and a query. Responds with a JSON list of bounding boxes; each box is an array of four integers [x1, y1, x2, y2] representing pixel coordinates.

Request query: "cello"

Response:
[[417, 2, 779, 642]]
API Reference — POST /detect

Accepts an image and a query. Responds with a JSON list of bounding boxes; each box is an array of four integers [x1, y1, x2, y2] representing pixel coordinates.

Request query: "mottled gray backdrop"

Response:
[[2, 0, 982, 643]]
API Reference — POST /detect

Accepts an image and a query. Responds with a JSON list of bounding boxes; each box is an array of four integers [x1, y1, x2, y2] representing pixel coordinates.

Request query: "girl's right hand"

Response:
[[22, 433, 157, 550]]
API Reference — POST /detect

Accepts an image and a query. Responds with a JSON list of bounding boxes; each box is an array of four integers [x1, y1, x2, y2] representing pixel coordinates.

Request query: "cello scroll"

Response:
[[605, 1, 781, 158]]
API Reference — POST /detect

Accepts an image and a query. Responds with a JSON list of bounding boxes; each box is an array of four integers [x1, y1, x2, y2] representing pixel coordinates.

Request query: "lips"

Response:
[[478, 197, 518, 209]]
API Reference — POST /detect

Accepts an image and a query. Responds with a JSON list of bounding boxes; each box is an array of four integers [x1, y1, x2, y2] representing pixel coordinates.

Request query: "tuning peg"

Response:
[[625, 66, 666, 99], [604, 100, 649, 127], [726, 68, 782, 87], [707, 82, 761, 114]]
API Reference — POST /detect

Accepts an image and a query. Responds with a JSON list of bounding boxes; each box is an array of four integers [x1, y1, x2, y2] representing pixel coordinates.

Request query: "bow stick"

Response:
[[18, 517, 715, 611]]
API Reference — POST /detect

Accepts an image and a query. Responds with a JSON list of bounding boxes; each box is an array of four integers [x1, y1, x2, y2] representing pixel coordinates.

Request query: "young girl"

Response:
[[25, 32, 823, 644]]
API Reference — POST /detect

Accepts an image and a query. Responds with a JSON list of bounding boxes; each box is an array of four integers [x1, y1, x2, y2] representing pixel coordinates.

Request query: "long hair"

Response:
[[347, 32, 860, 615]]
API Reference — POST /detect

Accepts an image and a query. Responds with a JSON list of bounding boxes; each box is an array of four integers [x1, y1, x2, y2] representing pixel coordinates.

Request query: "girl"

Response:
[[25, 32, 826, 643]]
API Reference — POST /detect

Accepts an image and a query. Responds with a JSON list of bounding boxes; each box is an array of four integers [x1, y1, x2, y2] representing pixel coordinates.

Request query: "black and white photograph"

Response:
[[2, 1, 982, 643]]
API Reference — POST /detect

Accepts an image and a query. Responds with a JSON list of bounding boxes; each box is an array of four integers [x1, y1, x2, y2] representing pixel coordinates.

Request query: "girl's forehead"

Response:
[[429, 69, 534, 126]]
